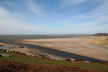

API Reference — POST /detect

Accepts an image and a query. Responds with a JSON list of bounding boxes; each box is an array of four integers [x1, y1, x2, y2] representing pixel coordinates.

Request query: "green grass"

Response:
[[0, 49, 108, 71], [0, 49, 13, 55]]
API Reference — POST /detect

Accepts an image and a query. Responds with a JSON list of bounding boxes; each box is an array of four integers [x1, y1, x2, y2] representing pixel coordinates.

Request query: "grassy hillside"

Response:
[[0, 49, 108, 71]]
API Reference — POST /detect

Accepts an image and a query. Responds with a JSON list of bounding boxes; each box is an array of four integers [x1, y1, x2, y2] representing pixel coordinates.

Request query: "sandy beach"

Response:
[[21, 36, 108, 61]]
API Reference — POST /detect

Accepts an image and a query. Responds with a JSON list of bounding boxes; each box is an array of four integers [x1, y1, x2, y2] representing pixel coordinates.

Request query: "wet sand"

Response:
[[0, 36, 108, 62], [22, 36, 108, 62], [0, 39, 106, 62]]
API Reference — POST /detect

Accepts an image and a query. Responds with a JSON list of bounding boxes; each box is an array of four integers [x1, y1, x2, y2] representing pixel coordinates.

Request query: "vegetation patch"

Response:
[[0, 49, 108, 71], [88, 36, 108, 45]]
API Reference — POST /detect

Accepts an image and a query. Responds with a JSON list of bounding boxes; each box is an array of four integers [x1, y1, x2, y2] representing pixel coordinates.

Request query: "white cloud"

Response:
[[0, 6, 42, 35], [81, 0, 108, 19], [60, 0, 86, 8], [70, 24, 108, 34], [78, 0, 108, 25], [13, 13, 25, 20], [62, 0, 108, 33], [26, 0, 42, 15]]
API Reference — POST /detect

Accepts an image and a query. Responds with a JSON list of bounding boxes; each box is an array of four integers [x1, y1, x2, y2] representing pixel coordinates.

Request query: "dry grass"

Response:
[[88, 36, 108, 45]]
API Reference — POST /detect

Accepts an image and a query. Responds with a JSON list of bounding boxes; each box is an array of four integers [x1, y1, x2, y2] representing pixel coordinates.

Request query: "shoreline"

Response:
[[0, 36, 108, 62], [0, 41, 106, 63]]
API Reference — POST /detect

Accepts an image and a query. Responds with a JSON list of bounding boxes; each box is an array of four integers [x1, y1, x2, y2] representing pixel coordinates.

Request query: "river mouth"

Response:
[[22, 43, 104, 62], [0, 35, 83, 40], [0, 35, 108, 63], [0, 39, 105, 63]]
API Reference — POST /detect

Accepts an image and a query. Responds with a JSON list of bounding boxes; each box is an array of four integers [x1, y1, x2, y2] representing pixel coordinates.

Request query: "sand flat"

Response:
[[21, 36, 108, 61]]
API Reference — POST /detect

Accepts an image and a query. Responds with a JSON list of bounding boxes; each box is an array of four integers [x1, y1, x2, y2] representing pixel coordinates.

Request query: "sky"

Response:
[[0, 0, 108, 34]]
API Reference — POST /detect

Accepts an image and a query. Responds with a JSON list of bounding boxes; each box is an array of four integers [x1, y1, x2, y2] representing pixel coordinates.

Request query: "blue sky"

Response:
[[0, 0, 108, 34]]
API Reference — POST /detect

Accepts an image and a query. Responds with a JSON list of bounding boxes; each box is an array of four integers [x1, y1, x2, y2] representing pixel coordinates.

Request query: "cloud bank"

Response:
[[26, 0, 42, 15], [61, 0, 108, 34], [0, 0, 107, 34], [0, 6, 42, 35]]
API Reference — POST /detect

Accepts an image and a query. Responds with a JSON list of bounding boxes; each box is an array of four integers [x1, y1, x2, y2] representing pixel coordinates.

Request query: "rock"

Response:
[[0, 44, 3, 47], [18, 45, 25, 48], [0, 54, 10, 57], [38, 54, 48, 57], [74, 59, 84, 62], [65, 58, 72, 61], [84, 61, 90, 63]]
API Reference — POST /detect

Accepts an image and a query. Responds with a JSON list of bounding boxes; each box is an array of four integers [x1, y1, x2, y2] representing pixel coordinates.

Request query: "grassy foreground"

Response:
[[0, 49, 108, 71]]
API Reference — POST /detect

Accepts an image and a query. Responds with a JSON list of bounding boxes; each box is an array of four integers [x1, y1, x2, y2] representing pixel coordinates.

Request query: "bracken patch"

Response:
[[0, 61, 107, 72]]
